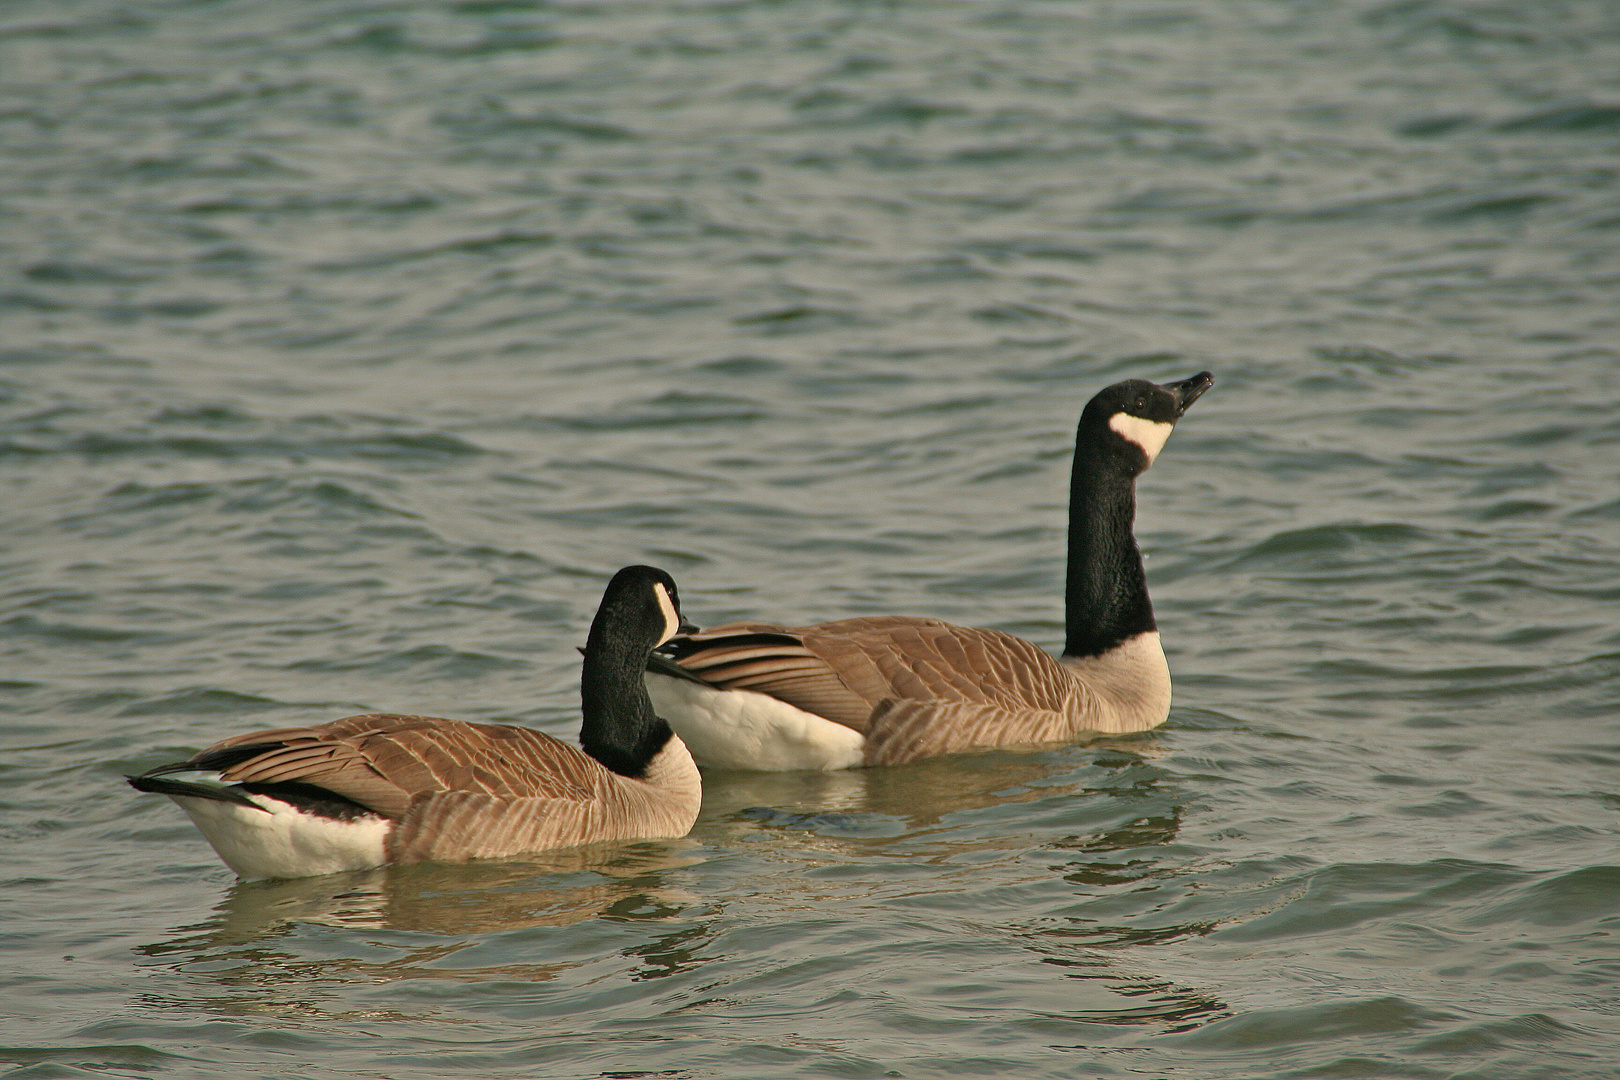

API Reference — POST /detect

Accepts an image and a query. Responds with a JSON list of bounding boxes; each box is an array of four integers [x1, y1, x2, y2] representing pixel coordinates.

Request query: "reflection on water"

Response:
[[698, 737, 1183, 872], [133, 840, 708, 1015], [214, 841, 704, 939], [1028, 943, 1230, 1033], [701, 734, 1172, 826]]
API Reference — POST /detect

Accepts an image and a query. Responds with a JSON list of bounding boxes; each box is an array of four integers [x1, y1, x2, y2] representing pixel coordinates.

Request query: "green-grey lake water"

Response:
[[3, 1, 1618, 1077]]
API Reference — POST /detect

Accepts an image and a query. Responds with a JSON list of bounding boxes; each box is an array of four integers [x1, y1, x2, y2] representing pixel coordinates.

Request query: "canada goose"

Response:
[[127, 565, 702, 880], [645, 372, 1213, 769]]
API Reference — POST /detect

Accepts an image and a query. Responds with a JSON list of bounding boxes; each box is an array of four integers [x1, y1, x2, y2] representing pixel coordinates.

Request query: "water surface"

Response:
[[3, 1, 1618, 1077]]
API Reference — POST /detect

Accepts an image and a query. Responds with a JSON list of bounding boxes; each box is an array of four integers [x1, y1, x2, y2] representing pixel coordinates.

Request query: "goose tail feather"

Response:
[[126, 772, 272, 813]]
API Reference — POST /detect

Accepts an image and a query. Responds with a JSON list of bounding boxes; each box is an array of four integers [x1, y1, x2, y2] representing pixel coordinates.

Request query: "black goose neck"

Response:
[[579, 616, 671, 779], [1064, 435, 1156, 658]]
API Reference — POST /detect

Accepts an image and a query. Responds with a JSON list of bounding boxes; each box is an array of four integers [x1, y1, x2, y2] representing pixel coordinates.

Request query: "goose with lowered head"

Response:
[[644, 372, 1213, 769], [127, 565, 702, 880]]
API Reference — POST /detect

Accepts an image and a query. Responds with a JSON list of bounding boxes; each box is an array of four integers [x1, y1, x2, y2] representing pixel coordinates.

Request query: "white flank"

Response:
[[652, 583, 682, 646], [645, 672, 866, 771], [1108, 413, 1175, 465], [166, 784, 392, 881], [1059, 630, 1172, 733]]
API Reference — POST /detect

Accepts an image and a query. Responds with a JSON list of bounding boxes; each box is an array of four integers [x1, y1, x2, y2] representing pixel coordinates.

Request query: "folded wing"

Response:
[[662, 616, 1083, 739], [198, 713, 615, 859]]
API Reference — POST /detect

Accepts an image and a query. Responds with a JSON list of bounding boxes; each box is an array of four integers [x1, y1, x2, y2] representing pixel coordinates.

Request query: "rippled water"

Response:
[[4, 0, 1619, 1077]]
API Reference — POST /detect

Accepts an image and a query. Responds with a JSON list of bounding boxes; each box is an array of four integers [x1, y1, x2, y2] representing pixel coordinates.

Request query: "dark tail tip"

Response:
[[126, 772, 272, 813]]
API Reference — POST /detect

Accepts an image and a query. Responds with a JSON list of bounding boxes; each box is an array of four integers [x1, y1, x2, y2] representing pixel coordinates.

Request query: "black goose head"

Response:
[[581, 564, 697, 777], [1079, 371, 1213, 473], [590, 565, 699, 655]]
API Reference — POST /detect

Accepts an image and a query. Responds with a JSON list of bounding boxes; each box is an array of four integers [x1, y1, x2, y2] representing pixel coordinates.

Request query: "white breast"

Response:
[[645, 672, 866, 771], [1059, 631, 1172, 733]]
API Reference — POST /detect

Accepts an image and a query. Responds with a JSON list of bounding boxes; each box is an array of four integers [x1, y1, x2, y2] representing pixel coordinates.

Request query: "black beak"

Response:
[[678, 616, 700, 636], [1163, 371, 1214, 417]]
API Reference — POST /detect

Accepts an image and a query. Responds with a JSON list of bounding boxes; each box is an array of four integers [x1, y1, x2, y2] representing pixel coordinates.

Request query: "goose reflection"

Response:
[[698, 733, 1181, 853], [686, 734, 1216, 1034], [129, 841, 728, 1028], [227, 840, 699, 938], [135, 838, 707, 1006]]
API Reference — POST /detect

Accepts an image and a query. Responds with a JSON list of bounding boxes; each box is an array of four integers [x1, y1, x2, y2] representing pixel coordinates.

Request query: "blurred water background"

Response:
[[3, 0, 1619, 1077]]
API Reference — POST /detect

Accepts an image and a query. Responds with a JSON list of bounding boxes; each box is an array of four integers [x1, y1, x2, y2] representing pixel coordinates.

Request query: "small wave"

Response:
[[1566, 496, 1620, 521], [0, 1044, 190, 1073], [328, 18, 565, 59], [59, 428, 482, 463], [0, 290, 70, 313], [1464, 865, 1620, 927], [1170, 995, 1456, 1049], [691, 355, 783, 377], [955, 236, 1101, 264], [52, 478, 418, 548], [1093, 185, 1262, 228], [1222, 521, 1432, 572], [1495, 102, 1620, 133], [24, 261, 153, 285], [118, 687, 291, 718], [1469, 498, 1556, 522], [1428, 191, 1559, 223], [1409, 1012, 1585, 1055], [434, 101, 637, 141], [732, 305, 866, 334], [1395, 114, 1476, 138], [1311, 344, 1422, 370], [514, 390, 770, 432], [312, 229, 556, 273], [0, 8, 148, 41], [792, 91, 969, 128], [149, 404, 256, 427], [735, 805, 903, 838], [1213, 859, 1526, 943], [1499, 422, 1586, 448], [971, 303, 1073, 326], [1, 614, 151, 645], [180, 189, 442, 217], [287, 644, 529, 678]]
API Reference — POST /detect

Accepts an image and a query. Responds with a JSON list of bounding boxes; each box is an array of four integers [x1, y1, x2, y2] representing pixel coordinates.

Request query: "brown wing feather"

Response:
[[664, 622, 875, 729], [666, 617, 1080, 735], [202, 714, 600, 820]]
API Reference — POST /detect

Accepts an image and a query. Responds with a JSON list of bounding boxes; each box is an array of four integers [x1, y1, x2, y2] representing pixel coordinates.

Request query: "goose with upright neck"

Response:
[[644, 372, 1213, 769], [127, 566, 702, 880]]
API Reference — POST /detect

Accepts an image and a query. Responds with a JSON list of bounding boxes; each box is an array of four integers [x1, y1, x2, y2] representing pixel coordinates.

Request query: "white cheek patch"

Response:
[[653, 583, 682, 646], [1109, 413, 1176, 465]]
